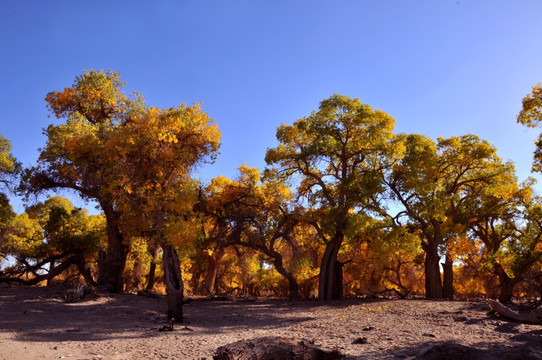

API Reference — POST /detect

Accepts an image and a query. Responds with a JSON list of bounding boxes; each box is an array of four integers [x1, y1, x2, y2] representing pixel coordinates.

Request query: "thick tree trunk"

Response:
[[204, 257, 218, 295], [75, 256, 96, 286], [131, 257, 145, 291], [234, 239, 300, 300], [442, 254, 454, 300], [494, 263, 517, 304], [189, 262, 204, 295], [97, 203, 128, 293], [332, 260, 343, 299], [47, 260, 55, 287], [272, 254, 299, 300], [146, 243, 160, 291], [162, 244, 184, 323], [318, 234, 343, 301], [424, 238, 443, 299], [203, 248, 223, 296]]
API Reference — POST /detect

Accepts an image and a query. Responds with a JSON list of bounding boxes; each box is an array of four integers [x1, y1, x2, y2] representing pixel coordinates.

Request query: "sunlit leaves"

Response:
[[517, 83, 542, 172], [0, 134, 20, 192], [517, 83, 542, 128]]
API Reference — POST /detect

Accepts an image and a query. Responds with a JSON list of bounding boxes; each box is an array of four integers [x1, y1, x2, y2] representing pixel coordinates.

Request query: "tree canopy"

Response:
[[266, 94, 402, 300], [2, 74, 542, 310]]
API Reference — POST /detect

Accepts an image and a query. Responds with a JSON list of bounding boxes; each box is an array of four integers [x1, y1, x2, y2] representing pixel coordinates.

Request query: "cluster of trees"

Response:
[[2, 71, 542, 320]]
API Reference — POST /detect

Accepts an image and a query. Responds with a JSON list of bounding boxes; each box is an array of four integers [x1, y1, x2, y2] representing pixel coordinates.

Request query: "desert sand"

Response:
[[0, 285, 541, 360]]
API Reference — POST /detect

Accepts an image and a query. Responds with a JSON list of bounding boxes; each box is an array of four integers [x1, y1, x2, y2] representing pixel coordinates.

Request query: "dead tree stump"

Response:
[[214, 336, 344, 360]]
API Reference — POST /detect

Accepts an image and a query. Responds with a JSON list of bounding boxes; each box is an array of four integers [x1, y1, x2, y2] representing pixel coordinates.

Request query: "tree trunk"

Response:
[[203, 248, 223, 296], [47, 260, 55, 287], [318, 234, 343, 301], [442, 253, 454, 300], [424, 238, 443, 299], [131, 257, 145, 291], [146, 243, 160, 291], [189, 262, 203, 295], [272, 253, 299, 300], [162, 244, 184, 323], [234, 239, 300, 300], [75, 256, 96, 286], [97, 203, 128, 293], [332, 260, 343, 299], [494, 263, 517, 304]]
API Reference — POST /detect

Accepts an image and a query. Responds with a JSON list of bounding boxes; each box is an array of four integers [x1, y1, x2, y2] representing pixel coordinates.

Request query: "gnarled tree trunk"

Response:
[[162, 244, 184, 323], [424, 238, 443, 299], [97, 203, 128, 293], [271, 252, 299, 300], [146, 243, 160, 291], [318, 233, 343, 300], [494, 263, 518, 304], [424, 221, 443, 299], [442, 253, 454, 300], [203, 247, 224, 296]]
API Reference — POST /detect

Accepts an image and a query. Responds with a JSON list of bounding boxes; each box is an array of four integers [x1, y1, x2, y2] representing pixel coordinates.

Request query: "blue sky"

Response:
[[1, 1, 542, 213]]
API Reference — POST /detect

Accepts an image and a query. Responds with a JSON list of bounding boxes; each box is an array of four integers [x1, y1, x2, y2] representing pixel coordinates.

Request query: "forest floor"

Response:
[[0, 285, 541, 360]]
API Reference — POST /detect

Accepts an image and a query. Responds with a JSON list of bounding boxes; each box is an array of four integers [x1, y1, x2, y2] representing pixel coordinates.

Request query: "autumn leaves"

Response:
[[2, 71, 542, 306]]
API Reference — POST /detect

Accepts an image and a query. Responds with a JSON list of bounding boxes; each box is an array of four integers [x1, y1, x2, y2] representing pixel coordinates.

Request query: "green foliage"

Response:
[[517, 83, 542, 172], [5, 79, 542, 300], [5, 196, 105, 260], [517, 83, 542, 128], [266, 94, 399, 214], [0, 134, 20, 191]]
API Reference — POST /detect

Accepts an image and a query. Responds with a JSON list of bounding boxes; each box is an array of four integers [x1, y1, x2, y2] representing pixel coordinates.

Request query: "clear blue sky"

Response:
[[1, 1, 542, 213]]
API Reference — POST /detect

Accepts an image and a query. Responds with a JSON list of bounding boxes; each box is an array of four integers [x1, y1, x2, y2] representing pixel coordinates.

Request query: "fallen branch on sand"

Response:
[[487, 299, 542, 324]]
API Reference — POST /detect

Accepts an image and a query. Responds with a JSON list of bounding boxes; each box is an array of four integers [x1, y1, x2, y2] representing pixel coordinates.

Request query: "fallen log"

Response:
[[214, 336, 344, 360], [487, 299, 542, 325]]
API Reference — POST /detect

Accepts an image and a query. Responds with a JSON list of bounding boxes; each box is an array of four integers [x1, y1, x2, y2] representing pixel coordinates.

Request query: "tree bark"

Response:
[[189, 262, 203, 295], [494, 263, 517, 304], [332, 260, 343, 299], [97, 203, 128, 293], [232, 238, 300, 300], [47, 260, 56, 287], [424, 237, 443, 299], [442, 253, 454, 300], [271, 252, 299, 300], [162, 244, 184, 323], [203, 247, 224, 296], [131, 257, 145, 291], [146, 243, 160, 291], [318, 233, 343, 300], [75, 256, 97, 286]]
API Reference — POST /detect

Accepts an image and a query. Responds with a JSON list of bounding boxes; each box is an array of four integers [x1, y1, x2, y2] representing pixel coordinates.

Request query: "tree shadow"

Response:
[[0, 286, 168, 342], [0, 287, 321, 342], [344, 339, 542, 360]]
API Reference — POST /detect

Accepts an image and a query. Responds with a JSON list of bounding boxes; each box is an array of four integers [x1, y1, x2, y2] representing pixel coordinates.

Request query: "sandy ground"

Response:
[[0, 285, 541, 360]]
